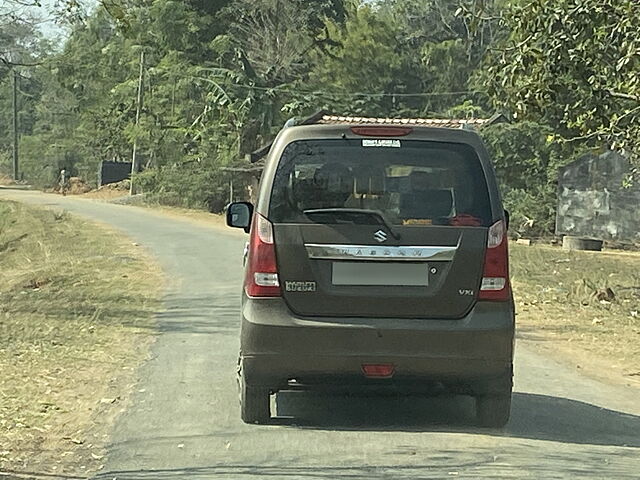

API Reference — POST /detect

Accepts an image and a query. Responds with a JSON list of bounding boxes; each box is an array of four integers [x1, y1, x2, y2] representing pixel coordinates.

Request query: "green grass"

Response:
[[0, 201, 162, 475], [511, 243, 640, 375]]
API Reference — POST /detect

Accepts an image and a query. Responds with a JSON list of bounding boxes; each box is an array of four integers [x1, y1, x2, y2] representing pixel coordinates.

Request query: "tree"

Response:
[[305, 0, 507, 116], [306, 4, 405, 114], [0, 9, 51, 179], [483, 0, 640, 164], [0, 11, 48, 73], [382, 0, 504, 61]]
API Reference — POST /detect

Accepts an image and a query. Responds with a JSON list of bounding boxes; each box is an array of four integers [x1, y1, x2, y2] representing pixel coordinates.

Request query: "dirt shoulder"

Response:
[[136, 204, 230, 230], [511, 243, 640, 388], [0, 201, 163, 478], [76, 187, 233, 232]]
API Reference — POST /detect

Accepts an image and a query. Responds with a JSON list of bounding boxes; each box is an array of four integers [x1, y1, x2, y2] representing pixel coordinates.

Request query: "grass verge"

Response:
[[511, 243, 640, 383], [0, 200, 162, 477]]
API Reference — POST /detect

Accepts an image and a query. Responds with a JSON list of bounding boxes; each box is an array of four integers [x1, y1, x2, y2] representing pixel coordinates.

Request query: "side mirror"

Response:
[[226, 202, 254, 233], [504, 209, 510, 230]]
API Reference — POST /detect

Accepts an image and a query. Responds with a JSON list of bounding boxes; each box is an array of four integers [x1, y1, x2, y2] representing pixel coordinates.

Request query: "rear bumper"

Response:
[[241, 297, 514, 394]]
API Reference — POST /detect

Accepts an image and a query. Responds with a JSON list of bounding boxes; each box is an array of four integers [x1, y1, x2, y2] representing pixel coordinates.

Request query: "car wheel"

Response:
[[475, 394, 511, 428], [238, 363, 270, 424]]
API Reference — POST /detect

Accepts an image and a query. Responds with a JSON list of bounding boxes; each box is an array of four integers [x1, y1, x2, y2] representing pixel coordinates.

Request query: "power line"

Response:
[[194, 77, 486, 99], [235, 83, 483, 98]]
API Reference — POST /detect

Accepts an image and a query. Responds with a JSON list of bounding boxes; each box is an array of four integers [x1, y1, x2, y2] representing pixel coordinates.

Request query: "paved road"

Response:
[[2, 190, 640, 479]]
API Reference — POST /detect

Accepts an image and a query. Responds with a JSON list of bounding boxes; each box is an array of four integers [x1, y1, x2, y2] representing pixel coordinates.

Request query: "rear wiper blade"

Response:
[[302, 208, 401, 240]]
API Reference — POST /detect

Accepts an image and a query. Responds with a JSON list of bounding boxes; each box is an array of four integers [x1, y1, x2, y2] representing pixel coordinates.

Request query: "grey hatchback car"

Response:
[[227, 123, 515, 427]]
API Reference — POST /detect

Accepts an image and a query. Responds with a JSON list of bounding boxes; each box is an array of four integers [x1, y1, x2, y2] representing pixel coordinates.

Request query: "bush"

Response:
[[481, 121, 585, 237], [134, 161, 251, 212], [502, 188, 557, 237]]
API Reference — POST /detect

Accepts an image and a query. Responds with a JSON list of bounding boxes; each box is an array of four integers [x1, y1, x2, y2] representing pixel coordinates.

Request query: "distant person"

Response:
[[59, 169, 69, 196]]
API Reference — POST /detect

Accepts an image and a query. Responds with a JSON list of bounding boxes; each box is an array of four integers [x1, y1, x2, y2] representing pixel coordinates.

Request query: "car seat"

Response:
[[400, 171, 454, 220]]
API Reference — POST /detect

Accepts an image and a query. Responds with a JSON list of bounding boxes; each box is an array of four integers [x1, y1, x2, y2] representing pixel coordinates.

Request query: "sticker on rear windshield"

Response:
[[362, 139, 401, 148]]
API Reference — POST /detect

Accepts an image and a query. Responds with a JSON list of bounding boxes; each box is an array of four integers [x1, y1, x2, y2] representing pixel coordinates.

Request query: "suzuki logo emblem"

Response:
[[374, 230, 388, 243]]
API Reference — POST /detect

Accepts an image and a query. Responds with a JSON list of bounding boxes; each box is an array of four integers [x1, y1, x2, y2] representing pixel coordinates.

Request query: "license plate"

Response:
[[332, 262, 428, 286]]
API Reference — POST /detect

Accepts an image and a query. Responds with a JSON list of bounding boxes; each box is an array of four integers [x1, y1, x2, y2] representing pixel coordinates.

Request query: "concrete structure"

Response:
[[556, 150, 639, 243]]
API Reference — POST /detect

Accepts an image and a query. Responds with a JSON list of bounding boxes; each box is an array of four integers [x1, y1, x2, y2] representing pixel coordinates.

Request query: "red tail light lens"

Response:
[[478, 220, 510, 301], [244, 214, 281, 297], [350, 126, 413, 137]]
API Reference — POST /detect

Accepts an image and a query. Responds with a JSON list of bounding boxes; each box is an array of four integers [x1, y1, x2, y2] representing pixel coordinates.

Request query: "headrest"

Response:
[[354, 169, 385, 195], [314, 163, 352, 194], [400, 189, 454, 218], [409, 171, 433, 191]]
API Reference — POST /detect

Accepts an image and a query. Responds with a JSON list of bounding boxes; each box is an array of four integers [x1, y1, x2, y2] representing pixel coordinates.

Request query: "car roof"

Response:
[[249, 111, 509, 162], [269, 124, 485, 154]]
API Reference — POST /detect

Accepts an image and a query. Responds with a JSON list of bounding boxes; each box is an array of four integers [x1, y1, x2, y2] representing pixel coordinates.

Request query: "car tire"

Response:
[[475, 393, 511, 428], [238, 363, 270, 424]]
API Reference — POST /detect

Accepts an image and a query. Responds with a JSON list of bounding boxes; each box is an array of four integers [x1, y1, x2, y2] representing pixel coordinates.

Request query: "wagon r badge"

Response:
[[374, 230, 387, 243]]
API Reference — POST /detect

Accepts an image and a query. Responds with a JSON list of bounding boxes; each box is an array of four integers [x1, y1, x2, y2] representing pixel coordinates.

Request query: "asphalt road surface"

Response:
[[2, 189, 640, 480]]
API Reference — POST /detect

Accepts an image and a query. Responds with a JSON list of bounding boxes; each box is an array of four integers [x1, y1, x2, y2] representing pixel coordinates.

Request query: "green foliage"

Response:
[[4, 0, 506, 188], [483, 0, 640, 162], [134, 160, 247, 212], [0, 17, 52, 180], [306, 5, 405, 115], [8, 0, 633, 236], [481, 121, 592, 236], [305, 0, 501, 116]]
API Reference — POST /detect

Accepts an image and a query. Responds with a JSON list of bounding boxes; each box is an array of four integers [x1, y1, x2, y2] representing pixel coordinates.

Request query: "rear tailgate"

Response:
[[266, 135, 495, 319], [274, 223, 486, 318]]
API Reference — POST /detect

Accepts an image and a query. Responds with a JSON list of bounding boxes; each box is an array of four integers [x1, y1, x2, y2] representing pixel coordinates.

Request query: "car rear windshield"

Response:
[[269, 139, 493, 226]]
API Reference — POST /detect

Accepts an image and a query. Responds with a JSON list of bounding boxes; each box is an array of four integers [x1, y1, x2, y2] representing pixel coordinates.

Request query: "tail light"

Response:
[[244, 214, 281, 297], [350, 126, 413, 136], [478, 220, 510, 301]]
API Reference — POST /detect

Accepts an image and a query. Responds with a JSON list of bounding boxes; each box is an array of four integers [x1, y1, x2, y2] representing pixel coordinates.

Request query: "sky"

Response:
[[37, 0, 98, 39]]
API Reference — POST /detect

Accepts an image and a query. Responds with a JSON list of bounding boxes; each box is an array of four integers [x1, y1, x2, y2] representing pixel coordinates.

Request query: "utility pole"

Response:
[[130, 50, 145, 195], [12, 70, 19, 181]]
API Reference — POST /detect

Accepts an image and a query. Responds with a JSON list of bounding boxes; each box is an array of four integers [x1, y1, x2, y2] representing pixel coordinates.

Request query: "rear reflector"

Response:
[[245, 214, 281, 297], [362, 364, 395, 378], [479, 220, 510, 301], [350, 126, 412, 137]]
